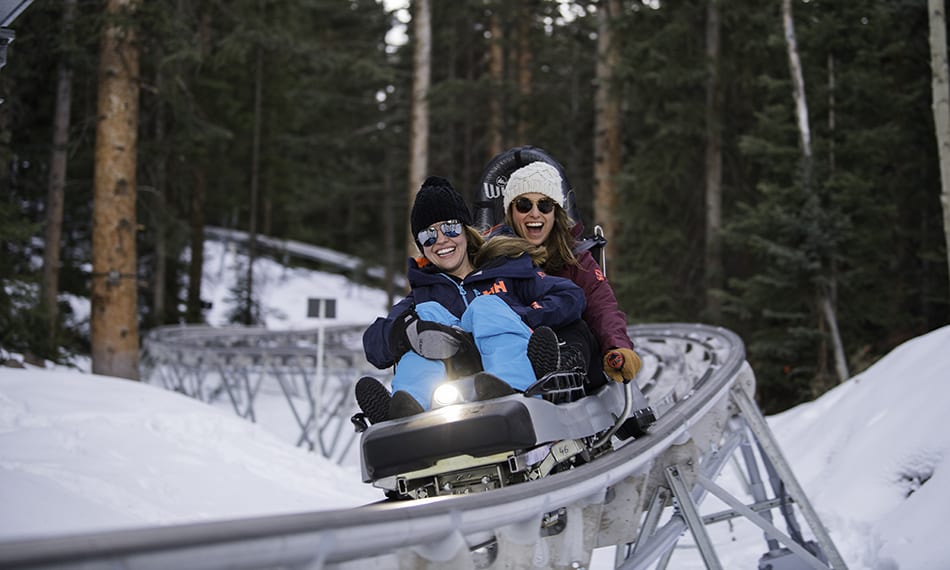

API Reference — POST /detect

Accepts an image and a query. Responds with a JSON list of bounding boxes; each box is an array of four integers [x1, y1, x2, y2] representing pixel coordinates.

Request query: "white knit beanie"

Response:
[[502, 161, 564, 213]]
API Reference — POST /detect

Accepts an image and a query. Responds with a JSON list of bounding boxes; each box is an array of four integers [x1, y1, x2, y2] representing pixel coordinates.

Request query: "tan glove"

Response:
[[603, 348, 642, 383]]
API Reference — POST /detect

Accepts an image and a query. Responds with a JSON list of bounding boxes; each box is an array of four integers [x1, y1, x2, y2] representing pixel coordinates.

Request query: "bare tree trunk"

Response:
[[824, 52, 841, 383], [487, 8, 504, 159], [828, 53, 836, 173], [929, 0, 950, 308], [593, 0, 622, 271], [782, 0, 849, 383], [384, 156, 395, 307], [704, 0, 723, 321], [186, 168, 205, 323], [42, 0, 77, 349], [185, 8, 211, 324], [462, 9, 475, 194], [406, 0, 431, 261], [516, 0, 533, 143], [445, 17, 458, 176], [246, 42, 263, 325], [151, 59, 167, 325], [264, 194, 272, 238], [91, 0, 140, 380], [783, 0, 811, 161], [820, 294, 847, 382]]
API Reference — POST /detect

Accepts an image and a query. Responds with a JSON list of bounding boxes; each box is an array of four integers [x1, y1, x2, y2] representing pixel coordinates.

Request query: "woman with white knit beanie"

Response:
[[499, 160, 644, 394]]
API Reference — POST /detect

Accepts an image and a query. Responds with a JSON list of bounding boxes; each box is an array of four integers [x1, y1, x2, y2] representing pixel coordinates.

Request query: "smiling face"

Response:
[[420, 221, 474, 279], [509, 192, 555, 246]]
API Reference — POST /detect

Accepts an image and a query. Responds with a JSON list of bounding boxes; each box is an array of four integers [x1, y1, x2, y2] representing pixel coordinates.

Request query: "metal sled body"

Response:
[[359, 376, 627, 500]]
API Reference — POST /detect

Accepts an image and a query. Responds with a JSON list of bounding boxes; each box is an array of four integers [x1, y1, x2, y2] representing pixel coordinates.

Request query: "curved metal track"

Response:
[[0, 323, 845, 569], [140, 323, 377, 459]]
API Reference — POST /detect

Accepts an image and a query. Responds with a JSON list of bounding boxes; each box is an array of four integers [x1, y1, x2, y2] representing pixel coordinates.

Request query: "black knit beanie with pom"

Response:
[[410, 176, 473, 244]]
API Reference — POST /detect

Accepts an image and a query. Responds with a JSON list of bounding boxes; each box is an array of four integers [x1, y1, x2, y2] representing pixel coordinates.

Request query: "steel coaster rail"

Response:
[[0, 323, 844, 569], [140, 322, 379, 461]]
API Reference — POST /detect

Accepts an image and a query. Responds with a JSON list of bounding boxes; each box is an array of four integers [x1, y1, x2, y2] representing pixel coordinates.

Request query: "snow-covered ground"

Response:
[[673, 324, 950, 569], [1, 239, 948, 569]]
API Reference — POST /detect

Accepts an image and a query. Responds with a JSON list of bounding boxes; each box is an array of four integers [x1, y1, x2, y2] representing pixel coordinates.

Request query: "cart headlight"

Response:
[[433, 383, 463, 407]]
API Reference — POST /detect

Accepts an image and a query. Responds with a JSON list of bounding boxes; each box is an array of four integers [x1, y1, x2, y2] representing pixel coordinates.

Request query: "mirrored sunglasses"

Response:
[[417, 220, 463, 248], [514, 196, 556, 215]]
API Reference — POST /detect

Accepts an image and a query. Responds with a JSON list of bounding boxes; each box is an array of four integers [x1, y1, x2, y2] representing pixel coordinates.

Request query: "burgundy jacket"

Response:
[[551, 249, 634, 352]]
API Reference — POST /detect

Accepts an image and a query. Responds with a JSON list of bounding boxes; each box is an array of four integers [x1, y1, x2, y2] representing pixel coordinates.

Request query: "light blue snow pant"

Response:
[[391, 294, 537, 410]]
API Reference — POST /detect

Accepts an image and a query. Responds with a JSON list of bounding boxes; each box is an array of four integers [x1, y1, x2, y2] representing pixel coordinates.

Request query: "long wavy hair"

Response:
[[463, 225, 486, 262], [474, 235, 547, 268], [505, 205, 578, 273]]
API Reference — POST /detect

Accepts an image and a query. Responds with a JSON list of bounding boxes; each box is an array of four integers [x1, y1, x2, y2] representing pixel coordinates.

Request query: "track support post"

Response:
[[730, 385, 848, 569], [664, 465, 723, 570]]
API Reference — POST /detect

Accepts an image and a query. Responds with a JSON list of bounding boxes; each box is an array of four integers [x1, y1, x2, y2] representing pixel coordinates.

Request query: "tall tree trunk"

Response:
[[406, 0, 431, 261], [516, 0, 533, 143], [782, 0, 849, 383], [445, 33, 458, 179], [929, 0, 950, 308], [704, 0, 723, 321], [186, 168, 205, 323], [185, 8, 212, 324], [824, 52, 840, 386], [151, 57, 167, 326], [782, 0, 811, 161], [462, 9, 475, 191], [91, 0, 140, 380], [593, 0, 622, 272], [828, 53, 836, 173], [487, 8, 504, 159], [384, 155, 396, 307], [246, 42, 264, 325], [42, 0, 77, 350]]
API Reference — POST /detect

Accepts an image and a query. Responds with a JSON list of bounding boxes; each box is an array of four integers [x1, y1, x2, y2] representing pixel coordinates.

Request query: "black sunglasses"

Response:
[[417, 219, 463, 248], [513, 196, 556, 215]]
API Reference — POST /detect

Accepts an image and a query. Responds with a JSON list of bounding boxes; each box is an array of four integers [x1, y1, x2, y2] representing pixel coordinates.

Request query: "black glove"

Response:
[[388, 310, 419, 362]]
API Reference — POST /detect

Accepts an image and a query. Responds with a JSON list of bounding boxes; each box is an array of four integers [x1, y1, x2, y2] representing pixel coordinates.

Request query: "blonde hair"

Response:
[[474, 235, 547, 268], [464, 225, 485, 261], [505, 204, 578, 273]]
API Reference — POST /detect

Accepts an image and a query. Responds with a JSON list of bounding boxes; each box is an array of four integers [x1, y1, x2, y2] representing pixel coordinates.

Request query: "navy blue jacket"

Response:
[[363, 253, 586, 369]]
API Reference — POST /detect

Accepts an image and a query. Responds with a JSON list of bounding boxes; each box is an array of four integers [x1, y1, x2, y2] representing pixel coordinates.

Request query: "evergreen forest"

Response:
[[1, 0, 948, 413]]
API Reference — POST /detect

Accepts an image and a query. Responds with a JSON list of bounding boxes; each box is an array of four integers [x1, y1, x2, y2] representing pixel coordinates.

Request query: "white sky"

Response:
[[381, 0, 409, 48], [2, 238, 949, 569], [377, 0, 591, 48]]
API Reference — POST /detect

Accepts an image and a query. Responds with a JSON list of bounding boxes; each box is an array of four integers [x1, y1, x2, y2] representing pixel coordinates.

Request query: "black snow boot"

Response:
[[389, 390, 425, 420], [558, 345, 586, 372], [527, 326, 560, 379], [473, 371, 517, 400], [355, 376, 392, 425]]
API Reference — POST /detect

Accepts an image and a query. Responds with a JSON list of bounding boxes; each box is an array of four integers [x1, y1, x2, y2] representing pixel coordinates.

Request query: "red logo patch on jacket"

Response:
[[594, 268, 605, 282], [482, 279, 508, 295]]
